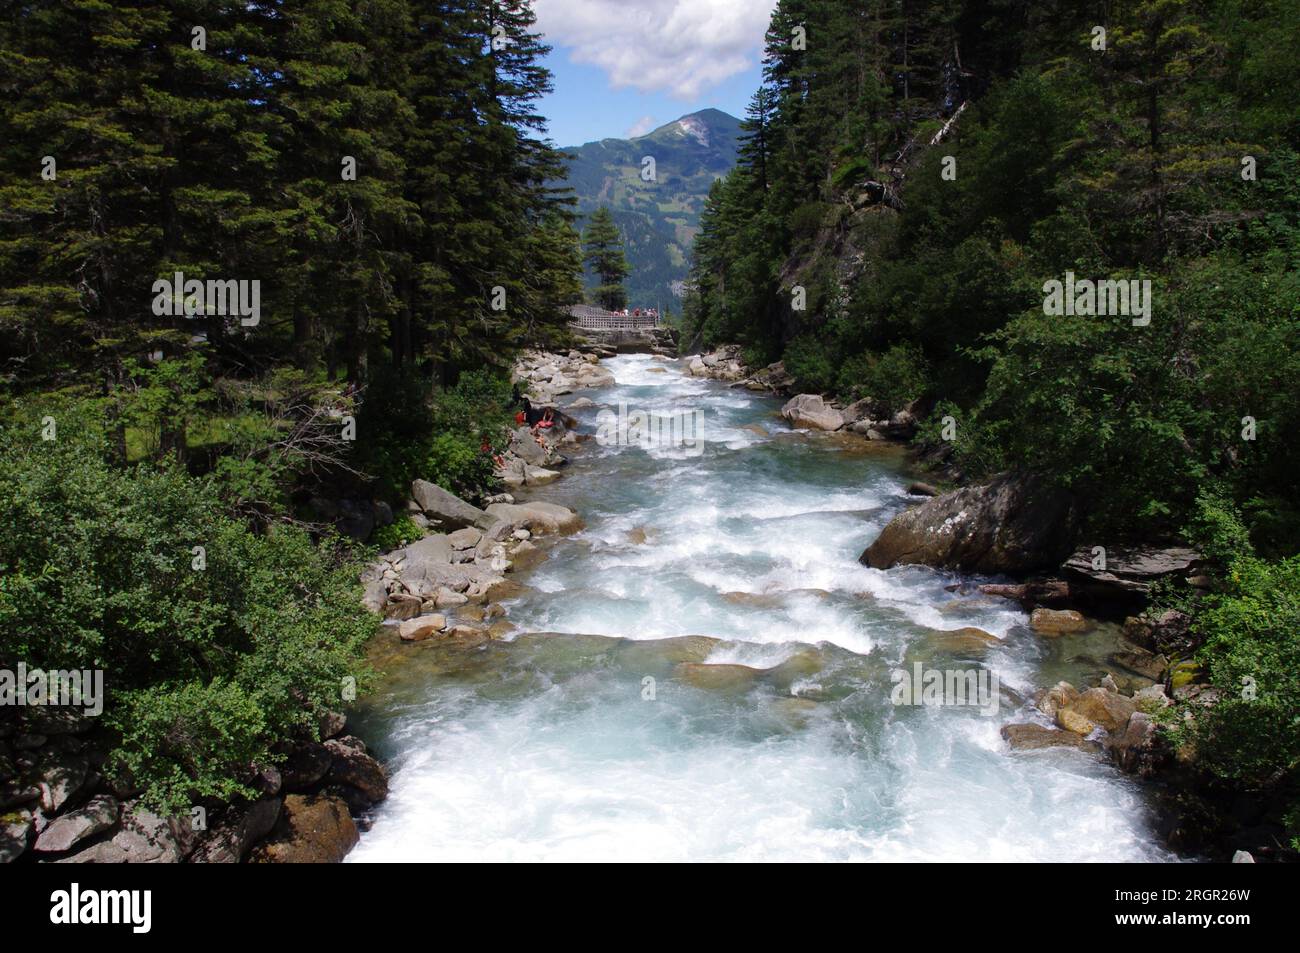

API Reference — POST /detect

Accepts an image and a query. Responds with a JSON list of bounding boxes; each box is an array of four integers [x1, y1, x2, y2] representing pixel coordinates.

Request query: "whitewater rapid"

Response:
[[349, 354, 1176, 862]]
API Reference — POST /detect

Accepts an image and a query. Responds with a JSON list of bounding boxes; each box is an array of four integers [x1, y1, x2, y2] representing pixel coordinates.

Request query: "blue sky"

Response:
[[532, 0, 777, 147]]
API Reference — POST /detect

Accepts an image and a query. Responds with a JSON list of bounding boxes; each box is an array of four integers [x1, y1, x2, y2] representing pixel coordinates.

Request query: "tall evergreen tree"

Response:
[[582, 206, 630, 311]]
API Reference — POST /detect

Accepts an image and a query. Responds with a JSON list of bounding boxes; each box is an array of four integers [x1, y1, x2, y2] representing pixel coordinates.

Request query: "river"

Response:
[[348, 353, 1176, 862]]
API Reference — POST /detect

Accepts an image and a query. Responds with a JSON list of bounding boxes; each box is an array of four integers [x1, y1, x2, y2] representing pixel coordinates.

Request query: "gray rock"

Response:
[[0, 781, 41, 811], [35, 794, 120, 853], [447, 527, 482, 550], [37, 752, 90, 813], [860, 472, 1075, 574], [324, 740, 388, 806], [189, 796, 282, 864], [508, 427, 549, 465], [361, 578, 388, 614], [410, 480, 489, 530], [1062, 546, 1202, 605], [781, 394, 844, 431], [59, 802, 194, 863], [484, 501, 582, 536], [281, 742, 333, 792]]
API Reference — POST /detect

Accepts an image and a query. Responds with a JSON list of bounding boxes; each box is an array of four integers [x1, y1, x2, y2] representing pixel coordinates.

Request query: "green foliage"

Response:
[[370, 515, 425, 552], [582, 206, 631, 311], [838, 343, 929, 412], [0, 403, 377, 813], [354, 367, 513, 506], [685, 0, 1300, 546], [1186, 550, 1300, 789], [782, 336, 837, 393]]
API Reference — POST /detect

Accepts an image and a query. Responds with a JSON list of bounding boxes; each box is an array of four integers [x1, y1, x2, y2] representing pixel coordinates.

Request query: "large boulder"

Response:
[[189, 797, 282, 863], [1061, 546, 1202, 605], [248, 794, 358, 864], [1068, 687, 1137, 733], [410, 480, 491, 530], [59, 802, 195, 863], [860, 472, 1075, 574], [484, 501, 581, 536], [781, 394, 844, 431], [324, 739, 388, 806], [35, 794, 120, 853], [508, 427, 549, 466]]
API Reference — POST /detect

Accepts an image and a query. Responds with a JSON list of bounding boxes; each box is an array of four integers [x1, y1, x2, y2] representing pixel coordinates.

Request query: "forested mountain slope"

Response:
[[559, 109, 741, 309]]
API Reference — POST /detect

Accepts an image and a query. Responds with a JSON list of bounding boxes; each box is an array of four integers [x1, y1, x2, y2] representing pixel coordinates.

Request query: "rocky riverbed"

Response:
[[340, 352, 1207, 862]]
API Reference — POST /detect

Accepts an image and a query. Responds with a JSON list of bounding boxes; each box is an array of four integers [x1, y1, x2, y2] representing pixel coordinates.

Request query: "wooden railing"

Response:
[[567, 304, 660, 331]]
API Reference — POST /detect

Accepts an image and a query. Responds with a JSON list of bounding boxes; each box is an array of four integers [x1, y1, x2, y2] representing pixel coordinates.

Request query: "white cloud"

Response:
[[625, 115, 659, 137], [535, 0, 777, 100]]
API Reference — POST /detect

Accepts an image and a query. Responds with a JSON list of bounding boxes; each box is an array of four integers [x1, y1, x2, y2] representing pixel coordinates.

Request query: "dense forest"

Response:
[[0, 0, 584, 810], [682, 0, 1299, 839]]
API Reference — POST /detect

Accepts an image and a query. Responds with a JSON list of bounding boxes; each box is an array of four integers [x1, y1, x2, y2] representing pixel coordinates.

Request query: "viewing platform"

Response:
[[566, 304, 662, 331]]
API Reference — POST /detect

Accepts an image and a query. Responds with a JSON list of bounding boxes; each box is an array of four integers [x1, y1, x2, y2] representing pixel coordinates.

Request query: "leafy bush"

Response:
[[782, 336, 837, 393], [0, 403, 377, 812], [1169, 496, 1300, 823], [355, 368, 514, 505], [370, 515, 425, 552], [837, 343, 930, 412]]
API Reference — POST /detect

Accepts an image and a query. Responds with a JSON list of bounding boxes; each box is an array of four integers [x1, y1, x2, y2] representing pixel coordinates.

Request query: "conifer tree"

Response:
[[582, 207, 630, 311]]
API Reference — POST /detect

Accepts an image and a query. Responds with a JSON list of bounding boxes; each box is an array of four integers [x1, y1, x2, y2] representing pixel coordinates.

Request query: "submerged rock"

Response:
[[1001, 723, 1092, 751], [675, 662, 763, 691], [927, 627, 1003, 653], [1029, 608, 1089, 635]]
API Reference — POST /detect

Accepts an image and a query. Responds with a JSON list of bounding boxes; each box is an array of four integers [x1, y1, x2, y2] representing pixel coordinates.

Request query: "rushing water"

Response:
[[349, 354, 1176, 862]]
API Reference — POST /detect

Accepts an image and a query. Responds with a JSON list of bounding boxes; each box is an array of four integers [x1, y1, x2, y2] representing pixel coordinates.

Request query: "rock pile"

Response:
[[0, 707, 385, 864]]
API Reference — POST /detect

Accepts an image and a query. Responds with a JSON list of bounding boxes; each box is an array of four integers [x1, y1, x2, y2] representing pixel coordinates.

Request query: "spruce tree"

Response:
[[582, 206, 630, 311]]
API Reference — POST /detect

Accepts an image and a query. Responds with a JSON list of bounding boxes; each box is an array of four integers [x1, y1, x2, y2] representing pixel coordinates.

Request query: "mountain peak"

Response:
[[635, 109, 740, 147]]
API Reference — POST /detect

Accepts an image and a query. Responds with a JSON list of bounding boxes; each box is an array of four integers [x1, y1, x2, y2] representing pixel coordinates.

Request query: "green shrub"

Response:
[[837, 343, 930, 412], [355, 368, 514, 505], [1172, 497, 1300, 822], [0, 404, 377, 813], [370, 515, 425, 552], [782, 336, 837, 393]]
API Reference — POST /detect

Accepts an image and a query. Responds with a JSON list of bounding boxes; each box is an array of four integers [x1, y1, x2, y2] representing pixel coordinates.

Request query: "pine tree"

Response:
[[582, 207, 630, 311]]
